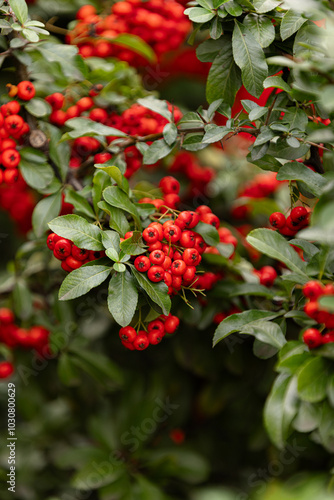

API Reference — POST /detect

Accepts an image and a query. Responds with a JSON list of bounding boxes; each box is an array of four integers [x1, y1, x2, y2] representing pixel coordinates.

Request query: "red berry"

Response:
[[0, 361, 14, 379], [304, 301, 319, 319], [302, 281, 323, 300], [17, 81, 35, 100], [164, 224, 182, 243], [196, 205, 212, 216], [201, 213, 220, 229], [89, 108, 109, 123], [134, 331, 149, 350], [172, 275, 182, 290], [147, 265, 164, 282], [45, 93, 64, 110], [164, 315, 180, 334], [259, 266, 277, 287], [269, 212, 286, 229], [134, 255, 150, 272], [182, 266, 196, 284], [119, 326, 137, 342], [149, 250, 165, 265], [1, 149, 20, 168], [303, 328, 323, 349], [159, 176, 180, 195], [148, 331, 163, 345], [143, 226, 159, 244], [3, 168, 19, 184], [50, 110, 67, 127], [147, 319, 165, 335], [89, 250, 104, 261], [149, 222, 164, 241], [54, 239, 72, 260], [77, 97, 94, 112], [1, 101, 20, 116], [65, 256, 83, 270], [148, 241, 163, 252], [46, 232, 60, 250], [4, 115, 24, 134], [164, 271, 173, 287], [171, 259, 187, 276], [179, 230, 195, 248], [290, 206, 308, 223], [0, 308, 14, 324], [71, 245, 89, 261], [183, 248, 201, 266]]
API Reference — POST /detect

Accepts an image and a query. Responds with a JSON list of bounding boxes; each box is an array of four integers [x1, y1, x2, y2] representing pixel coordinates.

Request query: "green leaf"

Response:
[[42, 123, 70, 181], [62, 117, 127, 141], [120, 231, 146, 256], [113, 262, 126, 272], [202, 125, 230, 144], [248, 154, 282, 172], [95, 164, 129, 194], [98, 202, 130, 236], [319, 295, 334, 313], [276, 162, 327, 197], [70, 348, 123, 387], [132, 268, 171, 316], [112, 33, 156, 63], [19, 159, 54, 191], [253, 127, 275, 146], [36, 43, 84, 79], [243, 14, 275, 48], [263, 76, 292, 94], [266, 139, 309, 160], [232, 20, 268, 98], [92, 170, 111, 214], [64, 189, 96, 219], [101, 230, 120, 257], [103, 186, 140, 227], [246, 228, 308, 277], [24, 98, 51, 117], [280, 10, 307, 41], [297, 357, 331, 403], [22, 28, 39, 42], [184, 7, 215, 23], [213, 310, 280, 346], [12, 280, 33, 320], [210, 16, 223, 40], [249, 106, 268, 121], [59, 265, 111, 301], [277, 341, 311, 374], [252, 0, 280, 13], [224, 0, 242, 16], [264, 373, 299, 449], [196, 39, 225, 62], [8, 0, 28, 24], [241, 320, 287, 350], [32, 190, 62, 238], [163, 123, 178, 146], [143, 139, 174, 165], [57, 353, 80, 386], [108, 270, 138, 327], [182, 133, 207, 152], [48, 215, 104, 251], [193, 221, 219, 246], [137, 96, 172, 121], [206, 36, 242, 106]]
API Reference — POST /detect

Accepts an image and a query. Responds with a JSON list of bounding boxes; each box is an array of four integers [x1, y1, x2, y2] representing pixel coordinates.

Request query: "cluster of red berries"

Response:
[[138, 175, 182, 212], [303, 280, 334, 327], [253, 265, 278, 287], [119, 313, 179, 350], [0, 174, 35, 233], [46, 93, 182, 178], [169, 152, 215, 196], [67, 1, 190, 66], [269, 206, 310, 237], [0, 90, 35, 184], [0, 308, 50, 379], [231, 172, 282, 219], [47, 233, 105, 272]]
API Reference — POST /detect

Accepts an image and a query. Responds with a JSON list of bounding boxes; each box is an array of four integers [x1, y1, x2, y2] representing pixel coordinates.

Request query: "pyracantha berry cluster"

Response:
[[119, 313, 179, 350], [0, 308, 50, 378], [67, 1, 191, 66], [47, 234, 105, 272], [269, 206, 310, 237], [302, 281, 334, 348], [169, 152, 216, 197]]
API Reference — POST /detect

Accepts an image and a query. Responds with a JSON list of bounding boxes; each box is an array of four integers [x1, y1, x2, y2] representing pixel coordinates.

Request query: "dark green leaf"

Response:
[[249, 106, 268, 121], [225, 0, 242, 16], [193, 221, 219, 245], [13, 280, 32, 320], [132, 268, 171, 315], [253, 127, 275, 146], [59, 265, 111, 301], [243, 14, 275, 48], [202, 125, 230, 144], [108, 270, 138, 327], [98, 202, 130, 236], [232, 20, 268, 98], [263, 76, 292, 94], [280, 10, 307, 41], [112, 33, 156, 63], [137, 96, 172, 121], [32, 190, 62, 238], [62, 117, 127, 140], [213, 310, 280, 346], [319, 295, 334, 313], [24, 98, 51, 117], [276, 162, 327, 197], [95, 164, 129, 194], [241, 320, 287, 349], [48, 214, 104, 251], [297, 357, 331, 403], [206, 36, 242, 106], [8, 0, 28, 24], [252, 0, 280, 13], [120, 231, 146, 256], [196, 39, 225, 62], [184, 7, 216, 23], [163, 123, 178, 146], [103, 186, 140, 226], [143, 139, 174, 165], [210, 17, 223, 40], [264, 373, 299, 449], [92, 170, 111, 214], [64, 189, 96, 219], [266, 139, 310, 160]]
